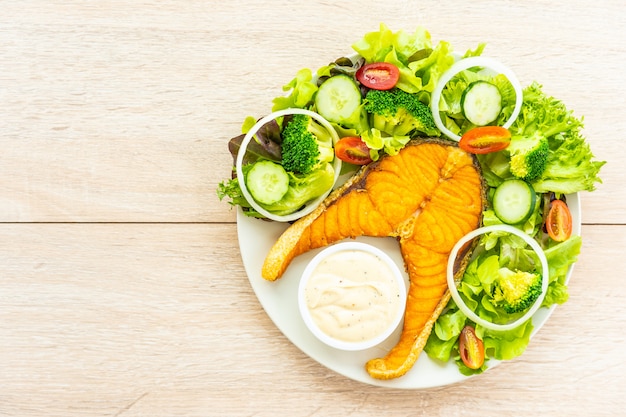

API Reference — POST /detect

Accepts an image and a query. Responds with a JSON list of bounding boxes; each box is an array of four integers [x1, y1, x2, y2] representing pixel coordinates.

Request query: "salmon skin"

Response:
[[261, 137, 485, 379]]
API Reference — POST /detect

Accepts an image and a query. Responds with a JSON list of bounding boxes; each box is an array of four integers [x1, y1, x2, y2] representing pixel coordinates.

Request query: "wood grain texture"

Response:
[[0, 225, 623, 416], [0, 0, 624, 416], [0, 0, 622, 223]]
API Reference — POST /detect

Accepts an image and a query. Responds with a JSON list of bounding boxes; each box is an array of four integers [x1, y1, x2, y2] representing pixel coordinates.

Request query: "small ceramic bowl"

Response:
[[235, 108, 342, 222], [298, 241, 407, 351]]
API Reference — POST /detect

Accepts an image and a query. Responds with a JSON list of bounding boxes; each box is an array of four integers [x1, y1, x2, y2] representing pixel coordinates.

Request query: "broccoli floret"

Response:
[[363, 88, 439, 137], [492, 267, 543, 314], [504, 82, 604, 191], [507, 131, 549, 182], [280, 114, 335, 174]]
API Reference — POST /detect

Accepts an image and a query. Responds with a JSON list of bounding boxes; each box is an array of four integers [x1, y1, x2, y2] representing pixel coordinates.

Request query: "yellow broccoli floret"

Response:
[[508, 131, 549, 182], [492, 267, 543, 314]]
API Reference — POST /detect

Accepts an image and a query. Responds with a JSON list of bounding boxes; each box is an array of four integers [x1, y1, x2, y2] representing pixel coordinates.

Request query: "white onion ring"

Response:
[[430, 57, 524, 141], [446, 225, 549, 332], [235, 108, 342, 222]]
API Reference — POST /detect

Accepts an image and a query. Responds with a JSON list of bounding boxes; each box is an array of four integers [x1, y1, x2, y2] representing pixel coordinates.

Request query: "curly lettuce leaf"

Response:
[[406, 40, 456, 94], [217, 177, 251, 210], [480, 82, 606, 194], [217, 165, 263, 218], [480, 320, 534, 361], [352, 23, 431, 64], [512, 83, 605, 192], [272, 68, 319, 111], [424, 306, 466, 362], [361, 128, 410, 161], [351, 23, 458, 96], [532, 130, 606, 193], [541, 236, 581, 306], [424, 230, 580, 374]]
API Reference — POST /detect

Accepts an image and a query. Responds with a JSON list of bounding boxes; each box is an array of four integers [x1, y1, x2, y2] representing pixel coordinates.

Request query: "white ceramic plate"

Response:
[[236, 192, 580, 389]]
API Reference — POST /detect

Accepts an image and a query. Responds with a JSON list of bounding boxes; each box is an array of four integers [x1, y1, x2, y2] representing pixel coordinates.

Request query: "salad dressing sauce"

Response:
[[303, 249, 403, 343]]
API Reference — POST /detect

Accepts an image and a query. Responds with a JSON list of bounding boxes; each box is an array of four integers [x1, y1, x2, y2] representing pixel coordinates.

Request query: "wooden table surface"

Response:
[[2, 1, 624, 416]]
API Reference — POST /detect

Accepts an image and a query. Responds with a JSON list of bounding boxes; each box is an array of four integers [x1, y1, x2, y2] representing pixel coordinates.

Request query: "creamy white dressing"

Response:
[[304, 249, 403, 343]]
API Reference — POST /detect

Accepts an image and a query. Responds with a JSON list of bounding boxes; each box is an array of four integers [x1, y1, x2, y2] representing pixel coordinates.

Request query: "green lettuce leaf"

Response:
[[481, 320, 533, 360], [272, 68, 319, 111], [361, 128, 410, 161], [352, 23, 431, 64], [532, 130, 606, 193], [540, 236, 581, 306], [425, 306, 467, 363], [424, 229, 578, 374], [257, 163, 335, 216], [406, 40, 455, 95], [478, 82, 605, 194], [351, 23, 457, 97]]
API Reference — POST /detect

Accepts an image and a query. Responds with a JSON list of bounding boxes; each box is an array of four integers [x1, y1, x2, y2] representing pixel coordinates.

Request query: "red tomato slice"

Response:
[[459, 126, 511, 154], [459, 325, 485, 370], [355, 62, 400, 91], [546, 199, 573, 242], [334, 136, 373, 165]]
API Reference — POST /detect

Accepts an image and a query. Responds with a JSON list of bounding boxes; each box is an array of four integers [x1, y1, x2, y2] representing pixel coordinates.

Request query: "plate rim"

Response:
[[236, 192, 580, 389]]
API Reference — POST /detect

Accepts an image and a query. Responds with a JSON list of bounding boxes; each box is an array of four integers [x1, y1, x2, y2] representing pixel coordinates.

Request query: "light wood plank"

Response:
[[0, 1, 620, 223], [0, 1, 624, 416], [0, 224, 623, 416]]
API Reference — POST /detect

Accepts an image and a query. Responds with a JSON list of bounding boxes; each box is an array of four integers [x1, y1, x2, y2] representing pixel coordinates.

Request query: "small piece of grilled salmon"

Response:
[[262, 137, 485, 379]]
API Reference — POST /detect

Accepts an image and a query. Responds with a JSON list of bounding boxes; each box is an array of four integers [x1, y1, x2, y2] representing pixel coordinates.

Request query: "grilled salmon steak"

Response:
[[261, 138, 485, 379]]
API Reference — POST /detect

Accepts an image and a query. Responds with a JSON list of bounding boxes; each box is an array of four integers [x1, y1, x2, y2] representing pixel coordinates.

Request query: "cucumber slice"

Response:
[[492, 179, 536, 224], [245, 160, 290, 205], [461, 81, 502, 126], [314, 75, 362, 125]]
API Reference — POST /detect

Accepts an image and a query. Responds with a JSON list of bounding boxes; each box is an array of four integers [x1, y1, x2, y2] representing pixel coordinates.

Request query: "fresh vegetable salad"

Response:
[[218, 23, 605, 376]]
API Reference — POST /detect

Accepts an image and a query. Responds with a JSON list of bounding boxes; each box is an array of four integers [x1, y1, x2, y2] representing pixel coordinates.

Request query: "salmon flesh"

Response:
[[261, 138, 485, 379]]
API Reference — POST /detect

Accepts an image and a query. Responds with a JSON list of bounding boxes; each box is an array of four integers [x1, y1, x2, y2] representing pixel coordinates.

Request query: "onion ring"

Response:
[[431, 57, 523, 142], [446, 224, 549, 332], [235, 108, 342, 222]]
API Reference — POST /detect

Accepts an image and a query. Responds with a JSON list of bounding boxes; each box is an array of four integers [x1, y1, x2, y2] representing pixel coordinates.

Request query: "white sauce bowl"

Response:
[[298, 241, 407, 351]]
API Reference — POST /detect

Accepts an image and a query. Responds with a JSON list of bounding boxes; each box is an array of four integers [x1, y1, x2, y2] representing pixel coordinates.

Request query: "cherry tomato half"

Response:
[[334, 136, 373, 165], [355, 62, 400, 91], [459, 126, 511, 154], [459, 325, 485, 370], [546, 199, 573, 242]]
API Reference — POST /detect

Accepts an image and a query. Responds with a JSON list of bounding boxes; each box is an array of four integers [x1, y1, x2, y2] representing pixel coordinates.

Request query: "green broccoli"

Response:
[[492, 267, 543, 314], [507, 131, 549, 182], [504, 82, 604, 190], [511, 83, 604, 194], [280, 114, 335, 174], [363, 88, 439, 137]]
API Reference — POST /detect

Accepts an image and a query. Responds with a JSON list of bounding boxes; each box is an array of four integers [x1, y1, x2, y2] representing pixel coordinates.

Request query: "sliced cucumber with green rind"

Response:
[[492, 179, 536, 224], [461, 80, 502, 126], [314, 75, 362, 125], [246, 160, 290, 205]]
